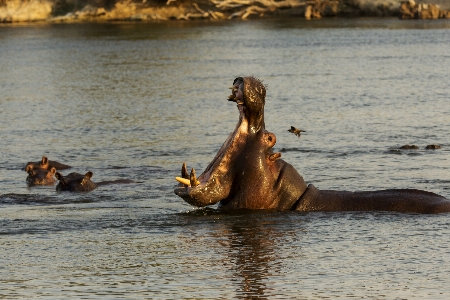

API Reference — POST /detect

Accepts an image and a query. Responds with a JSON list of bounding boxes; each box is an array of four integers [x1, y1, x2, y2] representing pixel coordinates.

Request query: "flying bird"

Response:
[[288, 126, 305, 138]]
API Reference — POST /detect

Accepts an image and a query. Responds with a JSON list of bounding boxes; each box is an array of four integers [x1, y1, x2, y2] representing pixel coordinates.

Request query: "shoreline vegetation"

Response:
[[1, 0, 450, 23]]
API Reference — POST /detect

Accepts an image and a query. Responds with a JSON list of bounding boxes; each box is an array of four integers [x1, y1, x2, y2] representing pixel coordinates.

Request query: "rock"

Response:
[[400, 144, 419, 149], [400, 0, 417, 19], [418, 3, 440, 19], [400, 1, 450, 19], [439, 9, 450, 18]]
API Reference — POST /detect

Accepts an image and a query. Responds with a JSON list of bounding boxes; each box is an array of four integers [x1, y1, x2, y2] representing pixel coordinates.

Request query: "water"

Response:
[[1, 18, 450, 298]]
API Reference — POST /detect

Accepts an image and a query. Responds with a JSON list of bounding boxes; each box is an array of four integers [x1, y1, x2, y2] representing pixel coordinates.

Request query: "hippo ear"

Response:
[[81, 172, 93, 186], [48, 167, 56, 177], [55, 172, 66, 185], [41, 156, 48, 166]]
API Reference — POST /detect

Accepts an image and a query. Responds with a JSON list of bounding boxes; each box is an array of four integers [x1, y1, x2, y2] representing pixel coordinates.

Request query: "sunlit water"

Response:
[[1, 18, 450, 299]]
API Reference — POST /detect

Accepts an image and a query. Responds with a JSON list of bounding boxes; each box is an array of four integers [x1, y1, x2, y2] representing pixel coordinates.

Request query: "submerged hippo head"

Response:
[[26, 164, 57, 186], [25, 156, 50, 172], [55, 171, 98, 192], [174, 77, 307, 210]]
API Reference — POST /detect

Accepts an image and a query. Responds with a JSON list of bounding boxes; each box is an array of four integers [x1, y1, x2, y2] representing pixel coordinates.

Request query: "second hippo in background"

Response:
[[25, 156, 72, 172], [56, 172, 98, 192], [56, 171, 134, 192]]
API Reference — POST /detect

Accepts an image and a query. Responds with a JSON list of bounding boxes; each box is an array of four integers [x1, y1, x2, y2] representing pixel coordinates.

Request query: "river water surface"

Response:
[[1, 18, 450, 299]]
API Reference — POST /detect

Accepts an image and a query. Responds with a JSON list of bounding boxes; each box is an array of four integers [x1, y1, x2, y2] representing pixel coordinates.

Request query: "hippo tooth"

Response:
[[176, 177, 190, 186], [181, 162, 189, 179], [237, 101, 244, 105], [229, 86, 235, 89], [190, 168, 200, 187], [227, 94, 235, 101]]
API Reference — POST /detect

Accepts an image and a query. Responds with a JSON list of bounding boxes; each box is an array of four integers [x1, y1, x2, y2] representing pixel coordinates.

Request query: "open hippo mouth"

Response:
[[174, 77, 307, 210]]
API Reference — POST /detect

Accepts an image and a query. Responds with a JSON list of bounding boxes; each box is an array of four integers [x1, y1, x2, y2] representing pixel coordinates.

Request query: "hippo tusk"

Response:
[[190, 168, 200, 187], [176, 177, 191, 186], [181, 162, 189, 179]]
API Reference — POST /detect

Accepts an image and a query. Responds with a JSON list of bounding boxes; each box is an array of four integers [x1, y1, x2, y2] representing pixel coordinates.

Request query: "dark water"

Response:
[[1, 18, 450, 298]]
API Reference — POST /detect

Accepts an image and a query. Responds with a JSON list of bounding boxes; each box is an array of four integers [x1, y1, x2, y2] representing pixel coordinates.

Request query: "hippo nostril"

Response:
[[268, 136, 272, 142]]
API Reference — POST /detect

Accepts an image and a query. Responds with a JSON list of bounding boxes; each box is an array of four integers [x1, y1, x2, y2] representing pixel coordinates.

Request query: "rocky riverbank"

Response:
[[1, 0, 449, 23]]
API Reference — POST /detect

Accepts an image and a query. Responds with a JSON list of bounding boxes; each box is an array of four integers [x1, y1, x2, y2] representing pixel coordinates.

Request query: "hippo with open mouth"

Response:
[[174, 76, 450, 214]]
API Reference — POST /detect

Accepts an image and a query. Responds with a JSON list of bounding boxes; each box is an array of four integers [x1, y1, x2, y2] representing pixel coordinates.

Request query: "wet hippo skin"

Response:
[[174, 77, 450, 214]]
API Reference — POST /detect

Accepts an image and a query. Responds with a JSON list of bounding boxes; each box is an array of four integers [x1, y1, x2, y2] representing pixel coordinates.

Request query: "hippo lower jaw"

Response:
[[174, 104, 249, 207]]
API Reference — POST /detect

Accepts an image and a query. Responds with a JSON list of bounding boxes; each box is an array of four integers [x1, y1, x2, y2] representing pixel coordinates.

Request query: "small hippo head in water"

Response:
[[55, 171, 98, 192], [26, 164, 57, 186]]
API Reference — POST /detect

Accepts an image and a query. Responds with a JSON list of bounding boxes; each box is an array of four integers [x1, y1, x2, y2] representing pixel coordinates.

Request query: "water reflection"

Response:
[[205, 211, 304, 298]]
